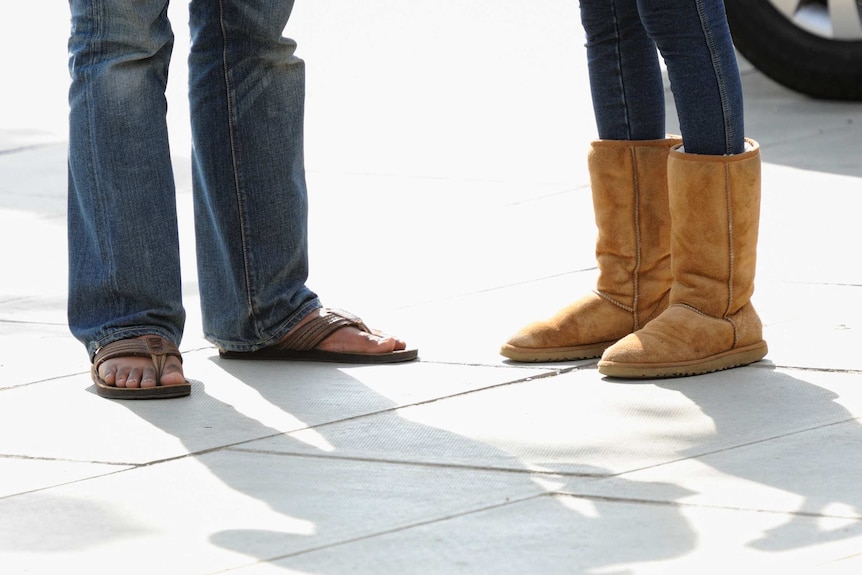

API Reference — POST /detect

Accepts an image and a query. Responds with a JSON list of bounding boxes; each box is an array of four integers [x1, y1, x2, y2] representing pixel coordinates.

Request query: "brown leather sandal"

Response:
[[91, 336, 191, 399], [218, 308, 418, 364]]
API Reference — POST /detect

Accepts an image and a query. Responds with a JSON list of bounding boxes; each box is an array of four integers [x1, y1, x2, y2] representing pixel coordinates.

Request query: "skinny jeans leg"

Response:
[[579, 0, 745, 154]]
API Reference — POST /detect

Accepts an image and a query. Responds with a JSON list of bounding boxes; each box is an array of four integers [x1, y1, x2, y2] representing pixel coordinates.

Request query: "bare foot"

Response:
[[290, 309, 408, 355], [98, 336, 186, 389]]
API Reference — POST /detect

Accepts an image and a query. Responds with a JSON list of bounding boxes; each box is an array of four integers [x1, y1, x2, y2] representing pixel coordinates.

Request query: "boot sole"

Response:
[[597, 341, 768, 379], [499, 341, 616, 363]]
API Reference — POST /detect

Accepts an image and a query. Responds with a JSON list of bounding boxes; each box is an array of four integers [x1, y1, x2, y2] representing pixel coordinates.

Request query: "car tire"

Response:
[[725, 0, 862, 100]]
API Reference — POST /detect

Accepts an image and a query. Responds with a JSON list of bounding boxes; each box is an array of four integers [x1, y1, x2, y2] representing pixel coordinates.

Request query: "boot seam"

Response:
[[674, 303, 740, 347], [725, 314, 740, 348], [643, 290, 670, 324], [725, 162, 735, 319], [594, 290, 635, 314], [630, 146, 643, 333]]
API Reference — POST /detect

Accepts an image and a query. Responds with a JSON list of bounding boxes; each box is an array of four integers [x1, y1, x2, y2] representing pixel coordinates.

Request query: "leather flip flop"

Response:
[[218, 308, 418, 364], [91, 336, 191, 399]]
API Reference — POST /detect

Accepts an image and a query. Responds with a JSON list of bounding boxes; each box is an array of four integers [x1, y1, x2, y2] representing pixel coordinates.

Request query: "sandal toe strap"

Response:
[[276, 308, 370, 352], [93, 336, 183, 372]]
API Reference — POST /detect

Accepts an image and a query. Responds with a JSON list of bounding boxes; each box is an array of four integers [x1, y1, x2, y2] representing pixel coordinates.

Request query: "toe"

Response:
[[140, 366, 158, 389], [376, 332, 406, 352], [113, 366, 131, 388], [317, 326, 407, 355], [100, 364, 118, 385], [159, 357, 186, 387], [124, 366, 143, 389]]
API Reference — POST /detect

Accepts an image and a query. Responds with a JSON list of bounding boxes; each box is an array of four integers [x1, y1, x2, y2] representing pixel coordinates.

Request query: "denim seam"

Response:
[[609, 0, 633, 140], [207, 299, 322, 352], [694, 0, 735, 155], [217, 0, 260, 337], [86, 2, 122, 329]]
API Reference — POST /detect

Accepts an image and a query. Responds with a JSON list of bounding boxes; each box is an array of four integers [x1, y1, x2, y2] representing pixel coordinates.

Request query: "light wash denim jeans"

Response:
[[68, 0, 320, 360], [579, 0, 744, 155]]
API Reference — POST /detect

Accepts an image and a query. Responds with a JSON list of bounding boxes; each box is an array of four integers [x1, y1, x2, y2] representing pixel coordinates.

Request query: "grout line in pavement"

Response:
[[223, 448, 610, 479], [606, 416, 862, 480], [0, 455, 136, 501], [0, 367, 583, 482], [552, 491, 862, 520], [768, 364, 862, 376], [0, 318, 67, 326], [0, 144, 62, 156], [389, 267, 599, 310], [305, 167, 577, 187], [210, 492, 550, 573], [214, 485, 862, 574]]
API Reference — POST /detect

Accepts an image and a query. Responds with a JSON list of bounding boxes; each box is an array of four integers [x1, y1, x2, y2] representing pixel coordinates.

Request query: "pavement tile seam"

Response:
[[1, 377, 87, 393], [410, 359, 589, 374], [397, 266, 600, 302], [0, 458, 133, 501], [0, 143, 61, 157], [222, 447, 611, 479], [605, 416, 862, 474], [211, 490, 862, 574], [17, 402, 854, 503], [0, 451, 158, 469], [0, 317, 67, 326], [219, 366, 862, 487], [551, 491, 862, 522], [109, 355, 571, 398], [734, 361, 862, 376], [0, 364, 574, 466], [0, 364, 97, 391], [180, 367, 576, 456], [306, 167, 583, 190], [212, 492, 551, 573], [548, 490, 862, 523], [768, 364, 862, 376]]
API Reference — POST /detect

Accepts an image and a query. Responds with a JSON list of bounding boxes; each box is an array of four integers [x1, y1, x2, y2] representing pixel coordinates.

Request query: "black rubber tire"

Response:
[[725, 0, 862, 100]]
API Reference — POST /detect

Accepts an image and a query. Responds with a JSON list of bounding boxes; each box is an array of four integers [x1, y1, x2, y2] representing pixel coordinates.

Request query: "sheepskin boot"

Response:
[[598, 139, 768, 377], [500, 137, 681, 362]]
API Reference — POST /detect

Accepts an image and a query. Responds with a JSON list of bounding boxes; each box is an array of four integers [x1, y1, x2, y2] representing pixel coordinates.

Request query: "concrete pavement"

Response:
[[2, 1, 862, 573]]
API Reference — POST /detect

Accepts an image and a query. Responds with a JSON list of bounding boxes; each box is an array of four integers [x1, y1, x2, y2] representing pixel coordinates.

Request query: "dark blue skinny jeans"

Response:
[[579, 0, 744, 155]]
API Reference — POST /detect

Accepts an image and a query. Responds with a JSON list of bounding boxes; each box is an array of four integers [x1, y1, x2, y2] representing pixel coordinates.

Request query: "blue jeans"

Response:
[[579, 0, 744, 155], [67, 0, 320, 360]]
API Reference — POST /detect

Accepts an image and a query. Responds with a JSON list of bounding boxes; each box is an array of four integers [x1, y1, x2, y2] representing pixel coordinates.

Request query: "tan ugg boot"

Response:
[[598, 139, 768, 378], [500, 137, 681, 362]]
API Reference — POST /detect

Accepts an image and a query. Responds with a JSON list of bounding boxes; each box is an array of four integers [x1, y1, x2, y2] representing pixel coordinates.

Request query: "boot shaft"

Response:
[[667, 139, 762, 318], [588, 137, 680, 327]]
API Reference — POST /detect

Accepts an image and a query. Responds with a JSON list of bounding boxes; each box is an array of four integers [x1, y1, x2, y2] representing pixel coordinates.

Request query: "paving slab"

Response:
[[757, 281, 862, 371], [0, 458, 129, 499], [0, 349, 552, 464], [758, 164, 862, 287], [0, 323, 83, 390], [0, 450, 547, 575], [0, 143, 67, 216], [227, 493, 862, 575], [238, 367, 862, 477], [584, 416, 862, 519]]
